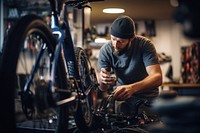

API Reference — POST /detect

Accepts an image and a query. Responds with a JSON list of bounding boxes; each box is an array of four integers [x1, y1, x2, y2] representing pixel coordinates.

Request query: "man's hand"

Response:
[[100, 68, 116, 85], [112, 84, 134, 101]]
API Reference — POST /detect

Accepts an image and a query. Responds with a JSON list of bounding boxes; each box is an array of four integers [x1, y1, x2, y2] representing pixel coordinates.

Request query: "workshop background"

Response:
[[0, 0, 200, 133]]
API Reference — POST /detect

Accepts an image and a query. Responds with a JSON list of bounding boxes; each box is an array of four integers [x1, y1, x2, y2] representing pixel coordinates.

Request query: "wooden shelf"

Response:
[[161, 83, 200, 88]]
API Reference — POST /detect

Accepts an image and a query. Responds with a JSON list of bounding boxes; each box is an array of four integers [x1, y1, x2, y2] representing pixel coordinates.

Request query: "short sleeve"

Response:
[[142, 40, 159, 67]]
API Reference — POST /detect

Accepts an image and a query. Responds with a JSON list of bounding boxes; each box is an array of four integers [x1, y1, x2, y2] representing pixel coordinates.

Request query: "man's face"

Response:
[[111, 35, 131, 55]]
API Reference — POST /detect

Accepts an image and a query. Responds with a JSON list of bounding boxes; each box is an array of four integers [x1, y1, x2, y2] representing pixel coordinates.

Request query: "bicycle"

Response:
[[0, 0, 100, 132]]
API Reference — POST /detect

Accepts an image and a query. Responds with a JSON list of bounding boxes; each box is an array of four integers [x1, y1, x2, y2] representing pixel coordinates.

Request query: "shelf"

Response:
[[160, 83, 200, 96], [161, 83, 200, 88]]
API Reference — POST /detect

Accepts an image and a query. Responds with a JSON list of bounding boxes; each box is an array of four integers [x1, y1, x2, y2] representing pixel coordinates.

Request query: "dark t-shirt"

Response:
[[98, 35, 159, 99]]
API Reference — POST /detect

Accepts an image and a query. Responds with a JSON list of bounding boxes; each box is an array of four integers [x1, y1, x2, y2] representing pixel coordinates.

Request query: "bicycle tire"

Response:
[[74, 47, 98, 132], [1, 14, 70, 133]]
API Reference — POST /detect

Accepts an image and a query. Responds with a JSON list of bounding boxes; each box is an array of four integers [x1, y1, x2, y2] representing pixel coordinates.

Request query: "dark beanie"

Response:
[[111, 16, 135, 39]]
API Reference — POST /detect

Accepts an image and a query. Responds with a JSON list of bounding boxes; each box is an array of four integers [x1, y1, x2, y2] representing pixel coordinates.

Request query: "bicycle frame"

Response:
[[23, 0, 87, 105], [51, 0, 86, 103]]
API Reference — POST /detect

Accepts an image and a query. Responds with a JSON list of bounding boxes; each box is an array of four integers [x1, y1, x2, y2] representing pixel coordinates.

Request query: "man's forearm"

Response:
[[132, 64, 162, 93], [130, 72, 162, 94]]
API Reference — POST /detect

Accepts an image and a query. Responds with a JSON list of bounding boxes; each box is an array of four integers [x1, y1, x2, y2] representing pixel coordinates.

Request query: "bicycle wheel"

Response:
[[74, 47, 98, 132], [1, 14, 70, 133]]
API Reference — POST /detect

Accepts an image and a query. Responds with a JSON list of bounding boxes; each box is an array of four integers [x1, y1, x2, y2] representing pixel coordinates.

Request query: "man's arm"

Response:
[[113, 64, 162, 101], [135, 64, 162, 92]]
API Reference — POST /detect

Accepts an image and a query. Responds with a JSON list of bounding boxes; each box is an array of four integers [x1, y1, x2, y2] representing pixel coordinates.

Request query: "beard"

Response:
[[113, 40, 131, 56]]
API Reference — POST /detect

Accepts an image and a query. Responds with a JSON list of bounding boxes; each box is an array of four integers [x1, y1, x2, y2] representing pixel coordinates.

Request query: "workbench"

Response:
[[160, 83, 200, 96]]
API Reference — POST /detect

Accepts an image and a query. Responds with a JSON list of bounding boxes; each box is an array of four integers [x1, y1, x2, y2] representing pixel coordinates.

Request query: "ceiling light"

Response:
[[95, 38, 107, 43], [103, 8, 125, 14]]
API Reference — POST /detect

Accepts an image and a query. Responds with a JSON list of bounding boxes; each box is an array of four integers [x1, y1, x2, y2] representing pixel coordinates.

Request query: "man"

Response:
[[97, 15, 162, 115]]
